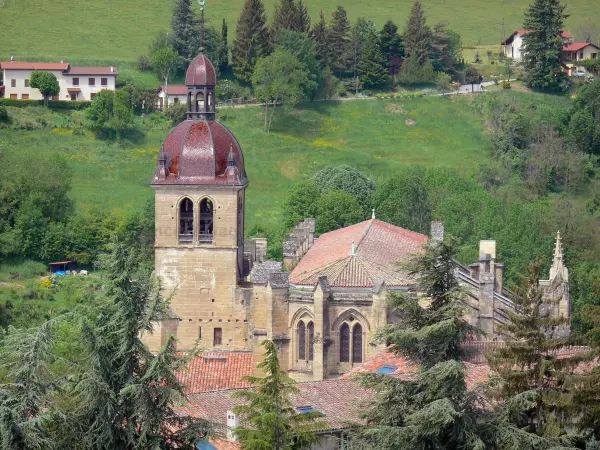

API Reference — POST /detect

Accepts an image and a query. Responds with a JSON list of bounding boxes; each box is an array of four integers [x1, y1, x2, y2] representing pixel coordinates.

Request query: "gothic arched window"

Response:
[[340, 323, 350, 363], [352, 323, 363, 364], [195, 92, 205, 112], [307, 322, 314, 361], [298, 320, 306, 360], [199, 198, 213, 244], [179, 198, 194, 244]]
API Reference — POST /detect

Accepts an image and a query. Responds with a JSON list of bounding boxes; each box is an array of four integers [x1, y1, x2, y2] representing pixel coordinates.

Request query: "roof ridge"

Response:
[[355, 219, 375, 252]]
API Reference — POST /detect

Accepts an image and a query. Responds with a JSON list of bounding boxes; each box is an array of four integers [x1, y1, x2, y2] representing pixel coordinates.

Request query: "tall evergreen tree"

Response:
[[403, 0, 431, 64], [310, 11, 330, 67], [232, 0, 270, 83], [219, 19, 229, 72], [294, 0, 311, 33], [379, 20, 404, 87], [521, 0, 569, 91], [430, 22, 462, 72], [347, 18, 378, 89], [233, 340, 325, 450], [328, 6, 351, 76], [171, 0, 199, 61], [487, 259, 584, 444], [358, 37, 388, 88], [271, 0, 299, 43]]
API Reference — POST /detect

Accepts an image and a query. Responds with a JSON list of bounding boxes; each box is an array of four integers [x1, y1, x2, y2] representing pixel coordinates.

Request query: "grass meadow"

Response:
[[0, 0, 598, 64], [1, 96, 491, 233]]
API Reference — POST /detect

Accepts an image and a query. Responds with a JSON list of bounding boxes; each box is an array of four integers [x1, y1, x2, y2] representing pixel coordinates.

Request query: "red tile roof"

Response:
[[184, 378, 372, 432], [67, 66, 118, 75], [502, 29, 572, 45], [289, 219, 428, 287], [177, 351, 254, 394], [563, 42, 599, 51], [160, 85, 187, 95], [209, 437, 242, 450], [0, 61, 69, 71]]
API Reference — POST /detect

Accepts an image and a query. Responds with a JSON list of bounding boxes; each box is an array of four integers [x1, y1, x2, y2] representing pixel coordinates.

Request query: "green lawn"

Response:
[[1, 96, 490, 232], [0, 0, 597, 63]]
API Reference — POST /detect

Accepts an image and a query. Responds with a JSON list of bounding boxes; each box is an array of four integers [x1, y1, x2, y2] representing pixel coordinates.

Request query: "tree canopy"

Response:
[[29, 71, 59, 107]]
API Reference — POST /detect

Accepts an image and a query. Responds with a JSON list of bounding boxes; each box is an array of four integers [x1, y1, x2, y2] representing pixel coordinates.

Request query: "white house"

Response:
[[0, 61, 118, 101], [502, 29, 573, 60], [157, 84, 187, 109]]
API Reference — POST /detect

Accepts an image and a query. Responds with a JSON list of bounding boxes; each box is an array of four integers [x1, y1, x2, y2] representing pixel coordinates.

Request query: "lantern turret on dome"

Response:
[[185, 54, 217, 121]]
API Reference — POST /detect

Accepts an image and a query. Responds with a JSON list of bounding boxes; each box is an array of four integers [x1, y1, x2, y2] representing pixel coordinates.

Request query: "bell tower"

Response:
[[148, 54, 249, 352]]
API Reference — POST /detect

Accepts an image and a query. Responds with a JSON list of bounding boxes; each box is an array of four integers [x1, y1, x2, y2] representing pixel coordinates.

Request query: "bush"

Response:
[[137, 55, 150, 71], [0, 106, 8, 122], [0, 98, 92, 110], [502, 80, 511, 89], [164, 103, 187, 125]]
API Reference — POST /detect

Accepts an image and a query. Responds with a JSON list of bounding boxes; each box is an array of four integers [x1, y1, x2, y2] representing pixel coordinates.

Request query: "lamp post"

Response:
[[198, 0, 206, 53]]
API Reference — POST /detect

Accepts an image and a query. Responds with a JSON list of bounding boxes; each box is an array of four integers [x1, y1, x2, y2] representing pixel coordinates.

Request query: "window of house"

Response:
[[21, 94, 29, 100], [179, 198, 194, 244], [101, 77, 108, 86], [579, 52, 584, 59], [24, 79, 29, 87], [352, 324, 363, 363], [592, 53, 598, 59], [298, 321, 306, 360], [340, 323, 350, 363], [199, 198, 213, 244], [90, 93, 97, 99], [89, 77, 95, 86], [198, 326, 202, 339], [213, 328, 222, 346], [10, 79, 16, 87], [73, 77, 79, 86], [174, 97, 179, 104], [307, 322, 314, 361], [10, 94, 17, 99]]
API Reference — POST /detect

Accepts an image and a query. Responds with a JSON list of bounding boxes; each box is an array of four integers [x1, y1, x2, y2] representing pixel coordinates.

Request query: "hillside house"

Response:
[[157, 84, 187, 109], [502, 29, 573, 60], [0, 61, 118, 101]]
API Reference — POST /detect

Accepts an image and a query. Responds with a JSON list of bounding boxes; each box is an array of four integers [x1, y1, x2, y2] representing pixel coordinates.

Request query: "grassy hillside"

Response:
[[0, 0, 597, 62], [0, 96, 491, 232]]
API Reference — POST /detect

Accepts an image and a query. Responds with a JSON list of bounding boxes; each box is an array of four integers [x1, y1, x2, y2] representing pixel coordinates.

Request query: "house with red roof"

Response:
[[501, 29, 573, 60], [157, 84, 187, 109], [0, 60, 118, 101]]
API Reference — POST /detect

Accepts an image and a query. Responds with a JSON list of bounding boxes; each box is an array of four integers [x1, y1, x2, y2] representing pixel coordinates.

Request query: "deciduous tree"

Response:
[[29, 71, 59, 107], [151, 47, 179, 109]]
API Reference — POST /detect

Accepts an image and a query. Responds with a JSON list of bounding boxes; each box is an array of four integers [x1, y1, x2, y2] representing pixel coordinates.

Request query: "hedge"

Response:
[[0, 98, 92, 110]]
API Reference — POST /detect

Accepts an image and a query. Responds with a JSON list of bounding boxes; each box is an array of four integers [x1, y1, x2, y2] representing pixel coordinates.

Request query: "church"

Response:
[[144, 54, 570, 382]]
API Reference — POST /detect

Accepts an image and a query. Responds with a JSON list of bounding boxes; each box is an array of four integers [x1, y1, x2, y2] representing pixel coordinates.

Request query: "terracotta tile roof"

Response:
[[502, 29, 572, 44], [184, 379, 372, 432], [177, 351, 254, 394], [340, 348, 491, 390], [563, 42, 599, 51], [289, 219, 428, 287], [0, 61, 69, 71], [160, 84, 188, 95], [67, 66, 119, 75], [209, 437, 242, 450]]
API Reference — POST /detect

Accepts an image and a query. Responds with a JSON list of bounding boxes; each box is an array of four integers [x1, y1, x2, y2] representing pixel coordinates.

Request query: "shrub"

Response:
[[0, 106, 8, 122], [0, 98, 92, 110], [137, 55, 150, 71], [502, 80, 511, 89], [164, 103, 187, 125]]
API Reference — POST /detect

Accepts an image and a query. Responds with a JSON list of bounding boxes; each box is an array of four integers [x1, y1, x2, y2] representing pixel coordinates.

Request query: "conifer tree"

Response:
[[171, 0, 199, 61], [347, 18, 377, 89], [358, 37, 388, 88], [487, 259, 583, 444], [233, 340, 325, 450], [219, 19, 229, 72], [403, 0, 431, 64], [271, 0, 299, 44], [310, 11, 330, 67], [328, 6, 351, 76], [379, 20, 404, 87], [521, 0, 569, 91], [294, 0, 311, 33], [232, 0, 270, 83]]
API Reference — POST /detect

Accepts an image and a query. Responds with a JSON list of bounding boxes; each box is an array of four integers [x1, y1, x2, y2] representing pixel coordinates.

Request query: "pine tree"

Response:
[[310, 10, 330, 67], [171, 0, 199, 62], [347, 18, 377, 89], [233, 340, 325, 450], [271, 0, 299, 44], [219, 19, 229, 72], [521, 0, 569, 91], [294, 0, 311, 33], [358, 37, 388, 88], [403, 0, 431, 64], [328, 6, 351, 76], [430, 22, 462, 72], [232, 0, 270, 83], [379, 20, 404, 87], [487, 259, 584, 443]]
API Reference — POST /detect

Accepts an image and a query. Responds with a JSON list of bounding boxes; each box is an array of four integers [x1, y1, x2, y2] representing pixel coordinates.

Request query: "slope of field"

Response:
[[0, 0, 597, 62], [0, 96, 490, 231]]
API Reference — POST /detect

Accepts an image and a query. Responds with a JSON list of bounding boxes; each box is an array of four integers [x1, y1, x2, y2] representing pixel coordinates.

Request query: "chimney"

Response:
[[430, 221, 444, 242], [226, 411, 239, 441], [110, 66, 114, 73], [350, 240, 356, 256]]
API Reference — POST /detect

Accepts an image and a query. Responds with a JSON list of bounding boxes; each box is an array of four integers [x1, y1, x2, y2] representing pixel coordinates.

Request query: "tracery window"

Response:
[[199, 198, 214, 244], [298, 320, 306, 360], [179, 198, 194, 244], [352, 323, 363, 363], [307, 322, 314, 361], [340, 323, 350, 363]]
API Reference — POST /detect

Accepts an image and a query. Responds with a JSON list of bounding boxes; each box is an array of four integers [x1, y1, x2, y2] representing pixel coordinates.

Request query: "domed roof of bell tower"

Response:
[[185, 54, 216, 86]]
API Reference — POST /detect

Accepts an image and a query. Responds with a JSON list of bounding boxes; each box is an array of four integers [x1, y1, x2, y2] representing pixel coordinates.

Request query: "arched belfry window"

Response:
[[340, 323, 350, 363], [307, 322, 314, 361], [352, 323, 363, 363], [298, 320, 306, 360], [179, 198, 194, 244], [195, 92, 205, 113], [199, 198, 214, 244]]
